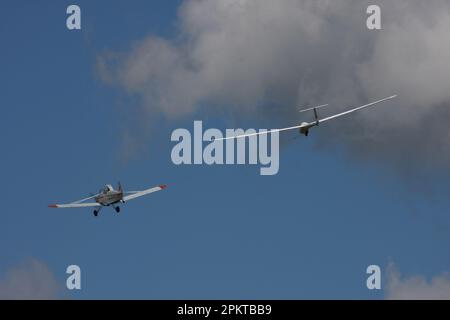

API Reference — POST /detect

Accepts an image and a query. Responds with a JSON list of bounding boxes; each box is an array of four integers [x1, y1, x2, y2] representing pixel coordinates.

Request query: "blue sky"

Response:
[[1, 0, 450, 299]]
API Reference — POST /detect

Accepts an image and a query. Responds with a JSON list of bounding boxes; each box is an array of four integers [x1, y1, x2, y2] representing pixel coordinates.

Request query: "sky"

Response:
[[1, 0, 450, 299]]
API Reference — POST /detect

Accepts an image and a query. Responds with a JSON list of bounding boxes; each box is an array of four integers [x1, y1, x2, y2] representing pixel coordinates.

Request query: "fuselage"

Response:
[[94, 185, 123, 206]]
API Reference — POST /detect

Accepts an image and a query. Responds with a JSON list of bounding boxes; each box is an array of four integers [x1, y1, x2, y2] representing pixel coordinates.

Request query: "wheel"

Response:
[[115, 206, 120, 213], [93, 210, 98, 217]]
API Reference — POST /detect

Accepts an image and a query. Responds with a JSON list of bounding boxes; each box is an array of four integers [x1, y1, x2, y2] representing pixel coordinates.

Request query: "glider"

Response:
[[215, 95, 397, 140]]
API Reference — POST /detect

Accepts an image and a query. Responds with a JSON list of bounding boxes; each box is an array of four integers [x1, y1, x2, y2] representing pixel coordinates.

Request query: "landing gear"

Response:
[[93, 207, 102, 217], [115, 206, 121, 213]]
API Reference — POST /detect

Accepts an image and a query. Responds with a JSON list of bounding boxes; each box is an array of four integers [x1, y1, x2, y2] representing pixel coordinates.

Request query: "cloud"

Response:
[[385, 263, 450, 300], [0, 259, 60, 300], [98, 0, 450, 175]]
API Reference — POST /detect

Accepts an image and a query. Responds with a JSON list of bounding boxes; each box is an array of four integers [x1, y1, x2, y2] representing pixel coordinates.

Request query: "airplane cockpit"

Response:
[[100, 185, 114, 194]]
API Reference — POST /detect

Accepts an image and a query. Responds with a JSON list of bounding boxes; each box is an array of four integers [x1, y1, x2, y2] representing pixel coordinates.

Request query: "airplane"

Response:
[[215, 95, 397, 140], [48, 182, 167, 216]]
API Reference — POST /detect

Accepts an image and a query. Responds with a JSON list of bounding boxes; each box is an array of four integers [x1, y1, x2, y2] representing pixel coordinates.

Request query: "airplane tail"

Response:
[[299, 104, 329, 126], [299, 104, 329, 113], [118, 181, 123, 192]]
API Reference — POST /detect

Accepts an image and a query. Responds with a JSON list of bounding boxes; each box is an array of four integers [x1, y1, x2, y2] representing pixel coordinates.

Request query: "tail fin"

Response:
[[118, 181, 123, 192], [299, 104, 329, 113], [299, 104, 328, 126]]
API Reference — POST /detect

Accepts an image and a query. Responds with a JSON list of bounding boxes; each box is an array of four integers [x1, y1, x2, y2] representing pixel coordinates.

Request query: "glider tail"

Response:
[[299, 104, 329, 126]]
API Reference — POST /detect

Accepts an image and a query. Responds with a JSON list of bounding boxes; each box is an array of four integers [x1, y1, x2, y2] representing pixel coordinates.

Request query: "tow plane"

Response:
[[49, 182, 167, 216]]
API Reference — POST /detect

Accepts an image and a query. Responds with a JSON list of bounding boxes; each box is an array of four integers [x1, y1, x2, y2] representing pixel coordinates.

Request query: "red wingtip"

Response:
[[48, 204, 58, 208], [159, 185, 167, 189]]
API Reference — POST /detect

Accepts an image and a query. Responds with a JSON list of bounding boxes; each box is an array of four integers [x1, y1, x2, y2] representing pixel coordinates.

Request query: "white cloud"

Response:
[[0, 259, 60, 300], [385, 263, 450, 300], [98, 0, 450, 173]]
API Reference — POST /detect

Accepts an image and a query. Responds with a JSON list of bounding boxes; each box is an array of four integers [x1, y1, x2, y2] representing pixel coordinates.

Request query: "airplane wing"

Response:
[[214, 95, 397, 141], [214, 124, 312, 141], [317, 95, 397, 124], [48, 194, 100, 209], [48, 202, 101, 208], [72, 194, 99, 204], [122, 185, 167, 202]]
